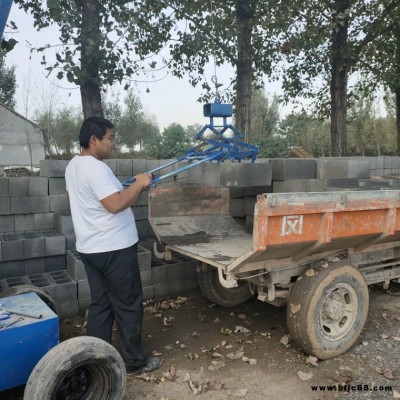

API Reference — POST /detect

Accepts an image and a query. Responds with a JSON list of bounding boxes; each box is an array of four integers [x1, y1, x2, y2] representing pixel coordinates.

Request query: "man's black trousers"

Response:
[[79, 243, 146, 369]]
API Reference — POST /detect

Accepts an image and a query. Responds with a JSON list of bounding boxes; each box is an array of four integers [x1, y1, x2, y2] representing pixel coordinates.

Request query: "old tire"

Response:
[[23, 336, 126, 400], [287, 261, 369, 360], [0, 284, 58, 315], [197, 268, 253, 307]]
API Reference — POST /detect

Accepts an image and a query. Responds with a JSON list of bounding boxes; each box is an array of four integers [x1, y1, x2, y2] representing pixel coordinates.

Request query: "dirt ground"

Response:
[[2, 283, 400, 400]]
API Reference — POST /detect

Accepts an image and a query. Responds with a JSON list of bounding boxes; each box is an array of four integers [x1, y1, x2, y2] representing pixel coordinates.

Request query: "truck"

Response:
[[148, 185, 400, 360]]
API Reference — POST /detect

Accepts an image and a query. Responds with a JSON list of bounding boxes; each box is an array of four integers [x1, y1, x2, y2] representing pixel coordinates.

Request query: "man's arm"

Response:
[[100, 173, 152, 214]]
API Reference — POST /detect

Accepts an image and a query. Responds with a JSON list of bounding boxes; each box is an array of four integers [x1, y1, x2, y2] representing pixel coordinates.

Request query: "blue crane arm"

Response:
[[0, 0, 13, 38]]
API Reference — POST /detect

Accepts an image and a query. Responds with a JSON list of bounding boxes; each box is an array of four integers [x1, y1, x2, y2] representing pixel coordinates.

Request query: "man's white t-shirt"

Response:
[[65, 155, 138, 253]]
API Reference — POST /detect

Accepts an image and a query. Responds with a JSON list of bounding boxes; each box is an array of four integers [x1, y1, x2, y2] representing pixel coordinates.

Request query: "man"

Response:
[[65, 115, 162, 375]]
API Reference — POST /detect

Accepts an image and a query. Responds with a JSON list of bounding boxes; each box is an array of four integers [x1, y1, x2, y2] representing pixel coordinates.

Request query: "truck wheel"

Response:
[[286, 261, 369, 360], [0, 284, 58, 314], [197, 268, 253, 307], [23, 336, 126, 400]]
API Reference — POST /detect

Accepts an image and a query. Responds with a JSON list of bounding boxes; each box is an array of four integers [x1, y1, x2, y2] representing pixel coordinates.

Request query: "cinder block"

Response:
[[28, 273, 54, 298], [9, 177, 29, 196], [306, 179, 327, 192], [58, 301, 79, 320], [220, 162, 272, 187], [0, 178, 9, 197], [67, 250, 87, 280], [54, 212, 74, 234], [229, 187, 244, 199], [44, 231, 66, 256], [29, 177, 49, 196], [132, 205, 148, 221], [1, 275, 29, 288], [140, 269, 152, 286], [273, 180, 308, 193], [203, 163, 221, 186], [245, 215, 253, 234], [132, 159, 148, 175], [184, 277, 199, 292], [23, 231, 46, 258], [153, 282, 169, 299], [77, 279, 91, 299], [24, 257, 46, 275], [142, 285, 154, 301], [138, 244, 151, 270], [317, 159, 370, 179], [0, 216, 15, 233], [34, 213, 54, 230], [146, 159, 161, 172], [49, 194, 70, 212], [230, 198, 244, 217], [169, 279, 186, 296], [48, 178, 67, 195], [116, 159, 133, 177], [30, 196, 50, 213], [326, 179, 360, 188], [242, 186, 271, 196], [78, 298, 91, 315], [1, 260, 25, 278], [103, 159, 117, 175], [45, 255, 67, 272], [271, 159, 317, 181], [1, 233, 25, 261], [136, 190, 148, 206], [139, 237, 155, 253], [10, 197, 31, 214], [151, 263, 168, 284], [166, 262, 186, 280], [358, 179, 390, 188], [65, 233, 76, 250], [136, 220, 151, 236], [15, 215, 34, 232], [0, 197, 10, 215], [244, 197, 256, 216], [40, 160, 69, 178], [50, 270, 77, 303]]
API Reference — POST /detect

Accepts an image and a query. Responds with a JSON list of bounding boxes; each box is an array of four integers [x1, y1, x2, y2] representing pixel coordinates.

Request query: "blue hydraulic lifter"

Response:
[[122, 101, 259, 187], [0, 0, 13, 38]]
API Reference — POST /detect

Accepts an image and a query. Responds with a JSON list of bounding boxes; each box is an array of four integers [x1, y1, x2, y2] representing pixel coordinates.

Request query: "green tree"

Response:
[[0, 47, 16, 108]]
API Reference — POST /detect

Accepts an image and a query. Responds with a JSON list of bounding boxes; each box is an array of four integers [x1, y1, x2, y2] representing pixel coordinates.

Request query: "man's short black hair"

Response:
[[79, 116, 114, 149]]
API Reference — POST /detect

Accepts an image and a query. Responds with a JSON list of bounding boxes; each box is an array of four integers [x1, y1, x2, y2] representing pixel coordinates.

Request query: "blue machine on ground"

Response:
[[122, 101, 259, 187]]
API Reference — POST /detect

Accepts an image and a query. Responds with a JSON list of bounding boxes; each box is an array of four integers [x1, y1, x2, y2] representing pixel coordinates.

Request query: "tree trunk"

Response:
[[80, 0, 103, 119], [330, 0, 350, 156], [235, 0, 254, 142], [396, 89, 400, 155]]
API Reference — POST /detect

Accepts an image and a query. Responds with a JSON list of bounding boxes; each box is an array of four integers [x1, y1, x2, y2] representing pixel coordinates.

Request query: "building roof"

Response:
[[0, 103, 39, 128]]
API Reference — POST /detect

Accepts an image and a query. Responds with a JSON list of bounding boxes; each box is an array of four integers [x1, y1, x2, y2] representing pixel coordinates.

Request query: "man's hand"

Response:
[[133, 173, 153, 189]]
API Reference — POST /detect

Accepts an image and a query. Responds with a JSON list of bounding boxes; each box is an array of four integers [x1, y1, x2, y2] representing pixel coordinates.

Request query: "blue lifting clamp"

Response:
[[122, 101, 259, 187]]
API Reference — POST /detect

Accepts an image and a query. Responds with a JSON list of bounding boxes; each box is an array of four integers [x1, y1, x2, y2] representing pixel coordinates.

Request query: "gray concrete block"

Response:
[[169, 279, 186, 296], [0, 260, 25, 278], [230, 198, 245, 217], [65, 233, 76, 250], [152, 263, 168, 284], [220, 162, 272, 187], [153, 282, 169, 299], [317, 159, 370, 179], [203, 163, 221, 186], [103, 159, 117, 175], [146, 159, 161, 172], [49, 194, 70, 212], [24, 257, 46, 275], [184, 277, 199, 292], [29, 177, 49, 196], [142, 285, 154, 301], [1, 275, 29, 288], [326, 179, 360, 188], [9, 177, 29, 196], [15, 215, 34, 232], [1, 233, 25, 261], [45, 255, 67, 272], [136, 220, 152, 236], [30, 196, 50, 213], [44, 231, 66, 256], [132, 159, 148, 175], [116, 159, 133, 177], [40, 160, 68, 178], [245, 215, 253, 234], [271, 158, 317, 181], [136, 190, 148, 206], [242, 186, 272, 196], [77, 279, 91, 299], [243, 197, 256, 216], [273, 180, 308, 193], [0, 178, 9, 197], [48, 178, 67, 195], [28, 273, 54, 298], [58, 301, 79, 320], [67, 250, 87, 280], [0, 216, 15, 233], [139, 237, 156, 254], [166, 262, 186, 280], [0, 197, 10, 215], [23, 231, 46, 258], [50, 272, 77, 304], [358, 179, 390, 188], [10, 197, 31, 214], [34, 213, 54, 230], [54, 211, 74, 234], [306, 179, 327, 192], [138, 244, 151, 271], [140, 269, 152, 286], [229, 187, 244, 199], [132, 205, 148, 221]]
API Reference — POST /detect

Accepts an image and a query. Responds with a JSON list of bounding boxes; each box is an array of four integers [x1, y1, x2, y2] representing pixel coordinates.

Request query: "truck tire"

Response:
[[0, 284, 58, 314], [197, 268, 253, 307], [287, 261, 369, 360], [23, 336, 126, 400]]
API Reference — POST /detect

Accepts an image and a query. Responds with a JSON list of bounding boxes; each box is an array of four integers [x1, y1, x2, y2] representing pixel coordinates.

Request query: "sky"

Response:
[[4, 4, 286, 130]]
